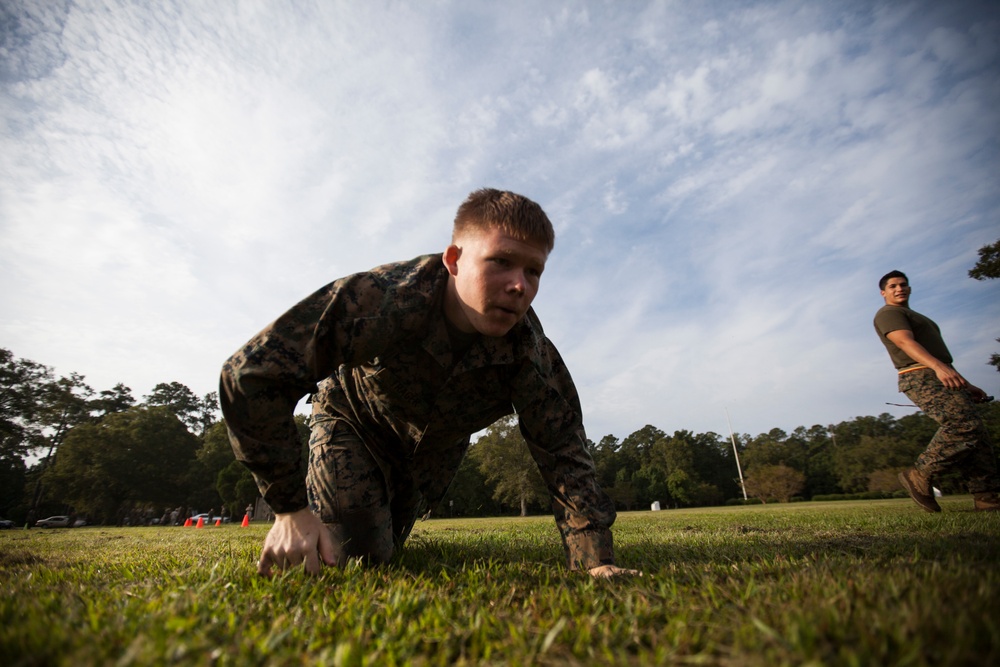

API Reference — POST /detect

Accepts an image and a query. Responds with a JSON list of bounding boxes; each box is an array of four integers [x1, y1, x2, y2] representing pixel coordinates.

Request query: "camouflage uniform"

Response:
[[874, 305, 999, 494], [898, 369, 998, 493], [220, 254, 617, 570]]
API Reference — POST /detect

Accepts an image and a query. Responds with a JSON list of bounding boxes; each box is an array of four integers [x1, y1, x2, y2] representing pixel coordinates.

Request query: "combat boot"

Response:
[[898, 468, 941, 513], [973, 492, 1000, 511]]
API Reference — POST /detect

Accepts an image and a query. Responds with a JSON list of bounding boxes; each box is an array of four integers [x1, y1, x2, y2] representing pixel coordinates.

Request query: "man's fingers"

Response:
[[303, 549, 322, 575], [258, 548, 297, 576], [259, 542, 323, 576], [317, 524, 338, 567], [588, 564, 642, 578], [257, 553, 274, 577], [255, 512, 335, 577]]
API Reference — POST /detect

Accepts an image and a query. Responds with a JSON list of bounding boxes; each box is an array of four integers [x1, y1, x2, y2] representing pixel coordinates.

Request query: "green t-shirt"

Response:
[[873, 305, 953, 370]]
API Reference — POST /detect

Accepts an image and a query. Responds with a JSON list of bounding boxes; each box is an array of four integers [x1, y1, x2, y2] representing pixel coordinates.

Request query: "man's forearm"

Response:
[[895, 338, 952, 372], [887, 331, 967, 389]]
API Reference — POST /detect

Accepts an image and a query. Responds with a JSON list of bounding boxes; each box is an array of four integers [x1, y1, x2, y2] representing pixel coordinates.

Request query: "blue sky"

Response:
[[1, 0, 998, 442]]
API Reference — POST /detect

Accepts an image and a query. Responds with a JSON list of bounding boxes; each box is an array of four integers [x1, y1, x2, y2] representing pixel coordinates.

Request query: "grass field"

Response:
[[1, 497, 997, 666]]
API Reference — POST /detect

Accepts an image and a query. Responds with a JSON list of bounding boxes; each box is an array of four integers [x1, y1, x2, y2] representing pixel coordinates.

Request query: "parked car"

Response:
[[0, 517, 15, 529], [35, 515, 71, 528], [189, 513, 225, 524]]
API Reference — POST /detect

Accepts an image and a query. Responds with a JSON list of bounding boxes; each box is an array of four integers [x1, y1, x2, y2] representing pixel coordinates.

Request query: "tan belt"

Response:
[[897, 365, 928, 375]]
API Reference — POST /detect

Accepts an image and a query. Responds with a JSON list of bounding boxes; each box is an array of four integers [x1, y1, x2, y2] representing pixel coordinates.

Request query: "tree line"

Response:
[[2, 346, 999, 526], [0, 349, 262, 526], [438, 407, 1000, 516]]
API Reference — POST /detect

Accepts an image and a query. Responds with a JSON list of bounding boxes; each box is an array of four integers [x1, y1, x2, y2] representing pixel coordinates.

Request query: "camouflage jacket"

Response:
[[219, 254, 616, 569]]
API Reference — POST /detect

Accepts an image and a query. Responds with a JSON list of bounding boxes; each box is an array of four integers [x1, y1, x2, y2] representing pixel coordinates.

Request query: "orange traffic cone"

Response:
[[183, 517, 192, 527], [241, 513, 250, 527], [196, 516, 204, 528], [215, 518, 222, 527]]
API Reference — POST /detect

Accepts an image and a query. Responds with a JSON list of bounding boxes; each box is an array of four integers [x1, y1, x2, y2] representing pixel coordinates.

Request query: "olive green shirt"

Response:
[[873, 305, 953, 370]]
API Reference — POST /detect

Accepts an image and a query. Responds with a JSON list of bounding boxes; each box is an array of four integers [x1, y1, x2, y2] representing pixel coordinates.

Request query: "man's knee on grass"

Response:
[[324, 514, 395, 566]]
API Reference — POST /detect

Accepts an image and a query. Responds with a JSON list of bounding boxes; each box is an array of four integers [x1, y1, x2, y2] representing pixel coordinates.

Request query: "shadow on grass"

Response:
[[391, 524, 1000, 575]]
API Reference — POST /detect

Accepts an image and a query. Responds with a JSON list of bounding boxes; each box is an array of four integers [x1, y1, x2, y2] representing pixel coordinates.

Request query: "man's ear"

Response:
[[443, 244, 462, 276]]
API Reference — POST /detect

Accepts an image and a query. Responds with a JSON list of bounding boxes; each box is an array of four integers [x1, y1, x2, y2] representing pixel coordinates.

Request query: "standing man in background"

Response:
[[873, 270, 999, 512]]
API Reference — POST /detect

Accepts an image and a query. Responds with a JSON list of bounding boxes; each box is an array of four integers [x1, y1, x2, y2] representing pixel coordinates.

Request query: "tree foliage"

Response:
[[47, 407, 200, 523], [33, 372, 94, 458], [216, 459, 259, 517], [744, 464, 806, 503], [187, 421, 239, 513], [470, 415, 547, 516], [968, 238, 1000, 372], [0, 348, 243, 518], [438, 453, 500, 517], [143, 382, 218, 434], [968, 238, 1000, 280], [91, 383, 135, 417], [1, 349, 50, 459], [650, 430, 731, 507], [868, 468, 903, 493]]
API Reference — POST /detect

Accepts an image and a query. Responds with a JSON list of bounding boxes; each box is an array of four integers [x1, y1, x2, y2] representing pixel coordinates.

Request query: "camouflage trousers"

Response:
[[305, 415, 421, 564], [899, 368, 999, 494]]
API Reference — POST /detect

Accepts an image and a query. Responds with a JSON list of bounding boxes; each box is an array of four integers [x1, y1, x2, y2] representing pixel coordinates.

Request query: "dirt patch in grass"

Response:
[[0, 549, 45, 568]]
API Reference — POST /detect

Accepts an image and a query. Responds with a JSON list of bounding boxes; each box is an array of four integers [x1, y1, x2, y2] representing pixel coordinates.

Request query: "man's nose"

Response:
[[508, 272, 526, 295]]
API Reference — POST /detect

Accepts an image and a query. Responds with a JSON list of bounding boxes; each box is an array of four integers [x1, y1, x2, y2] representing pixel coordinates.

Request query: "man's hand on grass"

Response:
[[588, 564, 642, 578], [257, 508, 336, 577]]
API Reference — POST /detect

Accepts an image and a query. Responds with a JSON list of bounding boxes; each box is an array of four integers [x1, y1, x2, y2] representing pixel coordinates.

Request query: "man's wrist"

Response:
[[274, 506, 311, 518]]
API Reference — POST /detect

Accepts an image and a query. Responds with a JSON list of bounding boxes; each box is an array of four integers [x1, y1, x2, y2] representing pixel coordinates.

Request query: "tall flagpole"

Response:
[[725, 408, 748, 500]]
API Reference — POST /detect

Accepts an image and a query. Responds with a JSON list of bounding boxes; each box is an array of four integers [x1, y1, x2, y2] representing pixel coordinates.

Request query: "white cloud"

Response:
[[1, 0, 998, 442], [602, 180, 628, 215]]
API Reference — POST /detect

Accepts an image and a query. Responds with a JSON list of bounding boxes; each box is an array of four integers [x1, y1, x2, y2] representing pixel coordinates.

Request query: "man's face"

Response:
[[443, 226, 548, 337], [881, 277, 911, 306]]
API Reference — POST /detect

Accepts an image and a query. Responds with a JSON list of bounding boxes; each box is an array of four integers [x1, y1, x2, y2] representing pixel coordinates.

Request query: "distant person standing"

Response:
[[873, 270, 999, 512]]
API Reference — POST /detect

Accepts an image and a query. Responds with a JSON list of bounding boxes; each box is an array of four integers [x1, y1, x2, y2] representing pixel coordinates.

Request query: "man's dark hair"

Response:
[[879, 270, 908, 291]]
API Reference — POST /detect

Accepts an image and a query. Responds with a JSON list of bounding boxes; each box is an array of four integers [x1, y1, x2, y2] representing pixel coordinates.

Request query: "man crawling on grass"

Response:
[[220, 188, 637, 579]]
